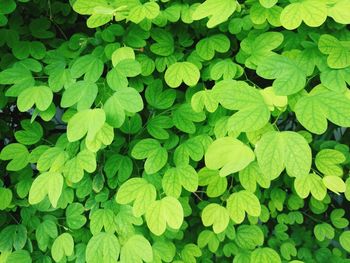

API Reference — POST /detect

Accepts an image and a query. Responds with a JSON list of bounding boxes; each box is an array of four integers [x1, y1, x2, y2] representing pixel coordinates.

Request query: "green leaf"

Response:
[[201, 203, 229, 234], [66, 203, 87, 229], [294, 173, 326, 201], [318, 34, 350, 69], [226, 190, 261, 224], [147, 115, 173, 140], [17, 86, 53, 112], [14, 120, 43, 145], [259, 0, 277, 8], [240, 32, 283, 68], [213, 80, 270, 132], [145, 80, 176, 109], [51, 233, 74, 262], [251, 248, 281, 263], [162, 165, 198, 198], [0, 187, 12, 210], [86, 232, 120, 263], [36, 219, 58, 251], [128, 2, 160, 23], [90, 209, 116, 235], [120, 235, 153, 263], [70, 54, 103, 82], [239, 161, 270, 192], [256, 54, 306, 95], [314, 223, 335, 241], [28, 171, 63, 208], [328, 0, 350, 24], [0, 224, 27, 252], [322, 175, 346, 195], [164, 62, 200, 88], [192, 0, 237, 28], [330, 209, 349, 229], [295, 85, 350, 134], [0, 143, 29, 171], [61, 81, 98, 111], [196, 34, 230, 61], [315, 149, 345, 176], [280, 0, 327, 30], [255, 131, 312, 179], [145, 196, 184, 236], [104, 87, 143, 128], [67, 109, 106, 142], [172, 103, 206, 134], [205, 137, 255, 177], [131, 139, 168, 174], [235, 225, 264, 250], [198, 168, 227, 198], [116, 178, 156, 217], [111, 47, 135, 67], [150, 29, 174, 56], [210, 59, 239, 80], [339, 231, 350, 253], [6, 250, 31, 263], [191, 89, 218, 113]]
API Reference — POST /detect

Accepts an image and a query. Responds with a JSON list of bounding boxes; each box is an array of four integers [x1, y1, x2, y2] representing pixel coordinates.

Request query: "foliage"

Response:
[[1, 0, 350, 262]]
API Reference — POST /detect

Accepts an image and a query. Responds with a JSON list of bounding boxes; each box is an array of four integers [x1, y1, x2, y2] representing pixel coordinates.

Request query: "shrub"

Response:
[[1, 0, 350, 262]]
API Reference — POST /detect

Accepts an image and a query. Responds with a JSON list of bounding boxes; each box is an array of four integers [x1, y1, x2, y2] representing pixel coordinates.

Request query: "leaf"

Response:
[[61, 81, 98, 111], [322, 176, 346, 195], [255, 131, 312, 179], [172, 103, 206, 134], [162, 165, 198, 198], [191, 89, 218, 113], [205, 137, 255, 177], [28, 171, 63, 208], [111, 47, 135, 67], [295, 85, 350, 134], [131, 139, 168, 174], [201, 203, 229, 234], [196, 34, 230, 60], [145, 196, 184, 236], [147, 115, 173, 140], [66, 203, 87, 229], [315, 149, 345, 176], [226, 190, 261, 224], [145, 80, 176, 109], [330, 209, 349, 229], [235, 225, 264, 250], [192, 0, 237, 28], [198, 168, 227, 198], [150, 29, 174, 56], [67, 109, 106, 142], [120, 235, 153, 263], [0, 224, 27, 252], [104, 87, 143, 128], [251, 248, 281, 263], [164, 62, 200, 88], [6, 250, 31, 263], [116, 178, 156, 217], [256, 54, 306, 95], [51, 233, 74, 262], [339, 231, 350, 253], [314, 223, 335, 241], [240, 32, 283, 68], [90, 209, 116, 235], [86, 232, 120, 263], [328, 0, 350, 24], [239, 161, 271, 192], [318, 34, 350, 69], [294, 173, 327, 201], [210, 59, 239, 80], [0, 187, 12, 210], [128, 2, 160, 23], [259, 0, 277, 8], [280, 0, 327, 30], [36, 219, 58, 251], [70, 54, 103, 82], [213, 80, 270, 132], [17, 86, 53, 112], [0, 143, 29, 171], [14, 120, 43, 145]]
